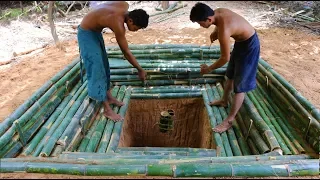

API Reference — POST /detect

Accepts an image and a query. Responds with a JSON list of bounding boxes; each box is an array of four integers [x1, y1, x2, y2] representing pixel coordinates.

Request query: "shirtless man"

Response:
[[190, 3, 260, 133], [78, 1, 149, 121]]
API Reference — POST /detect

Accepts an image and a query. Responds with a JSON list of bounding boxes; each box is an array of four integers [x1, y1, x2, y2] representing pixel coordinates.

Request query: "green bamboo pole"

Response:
[[106, 87, 132, 152], [251, 88, 300, 155], [171, 159, 319, 177], [110, 62, 227, 69], [205, 84, 233, 157], [106, 44, 202, 51], [111, 74, 224, 82], [132, 86, 201, 94], [238, 106, 271, 154], [39, 88, 88, 157], [116, 147, 217, 153], [0, 140, 15, 158], [258, 58, 320, 121], [56, 97, 91, 150], [243, 94, 281, 151], [215, 84, 243, 156], [1, 141, 23, 158], [77, 107, 103, 152], [3, 159, 316, 177], [0, 59, 79, 137], [131, 92, 202, 99], [85, 87, 120, 152], [97, 86, 126, 153], [80, 100, 102, 136], [32, 81, 88, 157], [112, 78, 222, 86], [255, 82, 315, 154], [247, 138, 260, 155], [110, 68, 226, 75], [247, 90, 291, 155]]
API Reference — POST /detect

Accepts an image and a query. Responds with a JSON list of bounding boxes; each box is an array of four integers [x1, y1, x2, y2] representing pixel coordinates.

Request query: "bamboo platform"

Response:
[[0, 44, 319, 177]]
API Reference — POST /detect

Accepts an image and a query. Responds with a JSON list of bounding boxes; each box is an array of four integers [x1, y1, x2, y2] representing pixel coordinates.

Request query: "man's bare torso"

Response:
[[80, 1, 128, 32], [215, 8, 255, 42]]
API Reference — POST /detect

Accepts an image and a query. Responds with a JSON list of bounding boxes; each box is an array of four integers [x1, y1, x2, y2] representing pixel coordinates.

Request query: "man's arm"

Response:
[[114, 25, 143, 71], [208, 27, 230, 71]]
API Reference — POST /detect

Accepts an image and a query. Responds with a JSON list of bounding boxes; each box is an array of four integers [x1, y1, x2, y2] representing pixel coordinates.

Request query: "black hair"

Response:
[[128, 9, 149, 28], [190, 2, 214, 22]]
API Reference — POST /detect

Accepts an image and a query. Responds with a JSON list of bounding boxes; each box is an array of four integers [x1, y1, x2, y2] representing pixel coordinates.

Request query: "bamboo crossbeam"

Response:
[[131, 92, 202, 99], [112, 78, 222, 86], [110, 67, 227, 75]]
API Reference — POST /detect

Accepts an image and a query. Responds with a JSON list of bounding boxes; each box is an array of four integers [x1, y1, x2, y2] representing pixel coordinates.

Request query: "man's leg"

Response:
[[103, 98, 124, 122], [212, 92, 245, 133], [106, 89, 125, 106], [209, 78, 233, 107]]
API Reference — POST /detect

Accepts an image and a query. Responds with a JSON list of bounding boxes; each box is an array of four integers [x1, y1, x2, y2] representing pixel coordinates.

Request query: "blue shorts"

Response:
[[77, 26, 110, 102], [226, 32, 260, 93]]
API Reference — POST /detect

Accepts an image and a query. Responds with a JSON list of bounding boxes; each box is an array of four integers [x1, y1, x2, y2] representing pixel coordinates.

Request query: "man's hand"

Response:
[[200, 64, 211, 74], [210, 31, 218, 43], [138, 69, 147, 81]]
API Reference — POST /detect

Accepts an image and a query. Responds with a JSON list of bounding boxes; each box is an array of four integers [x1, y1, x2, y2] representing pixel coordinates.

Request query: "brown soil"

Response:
[[0, 1, 319, 179]]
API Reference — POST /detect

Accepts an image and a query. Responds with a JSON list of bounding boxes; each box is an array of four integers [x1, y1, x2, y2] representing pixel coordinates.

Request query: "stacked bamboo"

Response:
[[0, 43, 318, 177], [256, 58, 319, 153]]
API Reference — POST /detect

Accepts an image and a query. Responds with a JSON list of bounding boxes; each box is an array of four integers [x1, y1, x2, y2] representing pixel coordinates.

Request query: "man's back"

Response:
[[80, 2, 128, 32], [214, 8, 255, 42]]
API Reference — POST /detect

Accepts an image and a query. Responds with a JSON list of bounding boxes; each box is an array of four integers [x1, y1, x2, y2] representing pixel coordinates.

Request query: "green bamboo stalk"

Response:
[[247, 138, 260, 155], [116, 147, 217, 153], [131, 92, 202, 99], [77, 107, 103, 152], [172, 159, 319, 177], [247, 91, 291, 155], [0, 59, 79, 137], [97, 86, 126, 153], [132, 86, 201, 94], [21, 80, 83, 156], [205, 84, 233, 157], [252, 88, 300, 155], [80, 100, 101, 136], [111, 74, 224, 82], [110, 62, 227, 69], [112, 78, 222, 86], [243, 94, 281, 151], [106, 87, 132, 152], [256, 82, 315, 154], [110, 68, 226, 75], [40, 88, 88, 157], [32, 81, 88, 157], [258, 58, 320, 121], [85, 87, 120, 152], [215, 84, 243, 156], [238, 106, 271, 154], [57, 97, 91, 148], [2, 141, 23, 158], [106, 44, 202, 51]]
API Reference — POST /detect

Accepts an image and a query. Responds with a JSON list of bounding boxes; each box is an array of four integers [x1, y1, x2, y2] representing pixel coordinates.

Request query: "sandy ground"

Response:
[[0, 1, 319, 179]]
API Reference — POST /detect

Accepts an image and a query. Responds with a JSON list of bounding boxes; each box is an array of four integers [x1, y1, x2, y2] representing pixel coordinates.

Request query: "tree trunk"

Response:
[[48, 1, 61, 49], [20, 1, 24, 13], [161, 1, 169, 10]]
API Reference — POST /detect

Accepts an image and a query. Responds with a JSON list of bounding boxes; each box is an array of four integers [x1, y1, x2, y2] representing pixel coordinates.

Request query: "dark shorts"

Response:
[[77, 26, 110, 102], [226, 32, 260, 93]]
